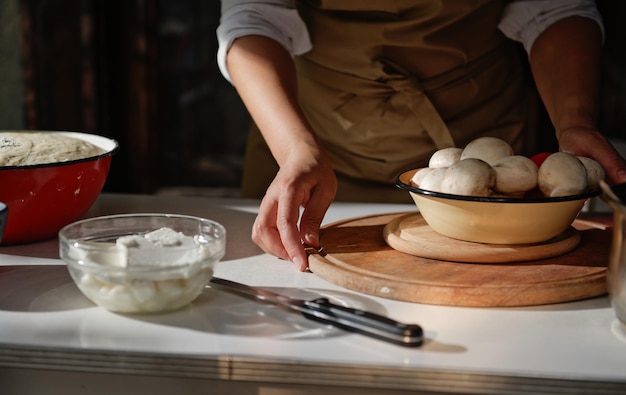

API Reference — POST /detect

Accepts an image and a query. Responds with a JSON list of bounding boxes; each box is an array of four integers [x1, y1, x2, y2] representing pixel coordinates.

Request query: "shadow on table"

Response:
[[0, 265, 448, 350], [1, 265, 609, 353]]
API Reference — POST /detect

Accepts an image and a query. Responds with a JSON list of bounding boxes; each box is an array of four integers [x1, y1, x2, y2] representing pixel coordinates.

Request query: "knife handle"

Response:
[[302, 298, 423, 347]]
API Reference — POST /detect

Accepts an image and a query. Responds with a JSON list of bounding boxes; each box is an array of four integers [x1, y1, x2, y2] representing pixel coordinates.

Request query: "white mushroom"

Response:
[[410, 167, 434, 186], [537, 152, 587, 197], [440, 158, 495, 196], [417, 167, 448, 192], [460, 137, 514, 166], [428, 147, 463, 168], [577, 156, 605, 191], [492, 155, 538, 195]]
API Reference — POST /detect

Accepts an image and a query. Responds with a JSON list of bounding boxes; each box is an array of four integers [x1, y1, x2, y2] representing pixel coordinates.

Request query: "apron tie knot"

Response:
[[374, 58, 456, 149]]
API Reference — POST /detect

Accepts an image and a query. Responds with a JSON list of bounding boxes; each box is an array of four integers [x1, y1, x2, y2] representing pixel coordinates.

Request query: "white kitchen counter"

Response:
[[1, 193, 625, 394]]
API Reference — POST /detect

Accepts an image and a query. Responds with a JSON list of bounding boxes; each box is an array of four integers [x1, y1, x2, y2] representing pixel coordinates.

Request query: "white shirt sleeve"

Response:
[[218, 0, 604, 82], [498, 0, 604, 54], [217, 0, 312, 83]]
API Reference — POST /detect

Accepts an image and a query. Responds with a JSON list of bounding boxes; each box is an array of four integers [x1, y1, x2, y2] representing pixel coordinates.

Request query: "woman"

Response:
[[217, 0, 626, 271]]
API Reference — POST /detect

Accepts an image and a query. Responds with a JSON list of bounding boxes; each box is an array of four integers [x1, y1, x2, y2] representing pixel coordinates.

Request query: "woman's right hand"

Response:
[[226, 35, 338, 270], [251, 142, 337, 271]]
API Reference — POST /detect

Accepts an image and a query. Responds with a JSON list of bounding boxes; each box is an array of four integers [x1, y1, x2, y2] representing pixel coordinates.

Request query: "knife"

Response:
[[209, 277, 423, 347]]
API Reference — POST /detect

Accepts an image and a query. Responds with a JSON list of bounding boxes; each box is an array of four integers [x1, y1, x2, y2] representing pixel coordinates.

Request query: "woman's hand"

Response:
[[252, 144, 337, 271], [226, 35, 338, 269], [529, 16, 626, 185], [558, 127, 626, 184]]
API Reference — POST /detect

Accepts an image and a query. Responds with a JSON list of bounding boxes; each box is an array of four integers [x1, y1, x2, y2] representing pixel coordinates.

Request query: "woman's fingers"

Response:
[[300, 177, 337, 249], [559, 128, 626, 184], [251, 194, 290, 261], [276, 187, 310, 271], [251, 180, 309, 271], [251, 147, 337, 271]]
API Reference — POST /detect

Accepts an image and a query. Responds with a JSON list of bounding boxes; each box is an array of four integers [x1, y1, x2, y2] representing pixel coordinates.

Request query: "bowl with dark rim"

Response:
[[396, 169, 599, 244], [0, 130, 118, 245]]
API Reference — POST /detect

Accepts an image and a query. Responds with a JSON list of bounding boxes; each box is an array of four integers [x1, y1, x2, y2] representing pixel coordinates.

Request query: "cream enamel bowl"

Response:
[[59, 214, 226, 314], [396, 169, 598, 244]]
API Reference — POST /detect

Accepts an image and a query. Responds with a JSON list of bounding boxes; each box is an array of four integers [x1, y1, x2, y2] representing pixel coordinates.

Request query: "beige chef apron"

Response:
[[241, 0, 532, 203]]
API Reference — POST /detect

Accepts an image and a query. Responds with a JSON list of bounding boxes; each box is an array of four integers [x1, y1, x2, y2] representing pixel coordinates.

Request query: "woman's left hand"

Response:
[[558, 126, 626, 184]]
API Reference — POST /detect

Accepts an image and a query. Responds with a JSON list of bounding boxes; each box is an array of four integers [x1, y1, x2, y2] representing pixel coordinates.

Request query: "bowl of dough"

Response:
[[59, 213, 226, 314], [0, 130, 118, 245], [396, 137, 603, 244]]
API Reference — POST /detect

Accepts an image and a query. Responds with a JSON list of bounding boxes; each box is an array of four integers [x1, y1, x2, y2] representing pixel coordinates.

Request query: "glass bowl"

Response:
[[396, 169, 599, 244], [59, 214, 226, 313]]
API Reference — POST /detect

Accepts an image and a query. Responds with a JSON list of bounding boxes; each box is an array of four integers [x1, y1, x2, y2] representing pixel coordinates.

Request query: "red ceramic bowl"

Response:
[[0, 131, 118, 245]]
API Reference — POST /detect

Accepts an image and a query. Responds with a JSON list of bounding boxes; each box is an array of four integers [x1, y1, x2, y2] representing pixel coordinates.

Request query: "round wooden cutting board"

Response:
[[308, 212, 611, 307], [383, 212, 581, 263]]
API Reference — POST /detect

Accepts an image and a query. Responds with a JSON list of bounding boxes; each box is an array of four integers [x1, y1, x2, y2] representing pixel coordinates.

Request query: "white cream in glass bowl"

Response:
[[59, 214, 226, 313]]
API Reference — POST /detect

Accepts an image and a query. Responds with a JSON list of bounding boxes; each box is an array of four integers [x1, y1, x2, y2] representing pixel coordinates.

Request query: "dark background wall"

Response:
[[11, 0, 250, 195]]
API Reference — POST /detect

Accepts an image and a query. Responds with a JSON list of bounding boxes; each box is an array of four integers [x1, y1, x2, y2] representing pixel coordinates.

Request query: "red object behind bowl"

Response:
[[0, 131, 117, 245]]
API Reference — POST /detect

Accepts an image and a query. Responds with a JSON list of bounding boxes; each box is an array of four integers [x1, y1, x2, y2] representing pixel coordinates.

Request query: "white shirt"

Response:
[[217, 0, 603, 82]]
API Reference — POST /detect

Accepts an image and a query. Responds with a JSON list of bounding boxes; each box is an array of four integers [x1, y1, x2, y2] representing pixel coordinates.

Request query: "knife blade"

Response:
[[209, 277, 423, 347]]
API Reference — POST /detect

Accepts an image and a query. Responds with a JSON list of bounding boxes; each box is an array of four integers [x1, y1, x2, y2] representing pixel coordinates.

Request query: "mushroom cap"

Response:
[[410, 167, 434, 186], [460, 137, 514, 166], [440, 158, 495, 196], [492, 155, 538, 195], [428, 147, 463, 168], [418, 167, 448, 192], [577, 156, 605, 190], [537, 152, 587, 197]]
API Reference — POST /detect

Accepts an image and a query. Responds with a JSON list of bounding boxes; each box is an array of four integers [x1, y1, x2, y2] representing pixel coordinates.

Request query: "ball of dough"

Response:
[[577, 156, 605, 191], [492, 155, 538, 195], [440, 158, 495, 196], [0, 132, 105, 166], [460, 137, 514, 166], [428, 147, 463, 168], [537, 152, 587, 197]]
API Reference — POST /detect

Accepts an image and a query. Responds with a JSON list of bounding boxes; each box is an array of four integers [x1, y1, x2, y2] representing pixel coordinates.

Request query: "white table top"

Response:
[[1, 193, 625, 394]]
